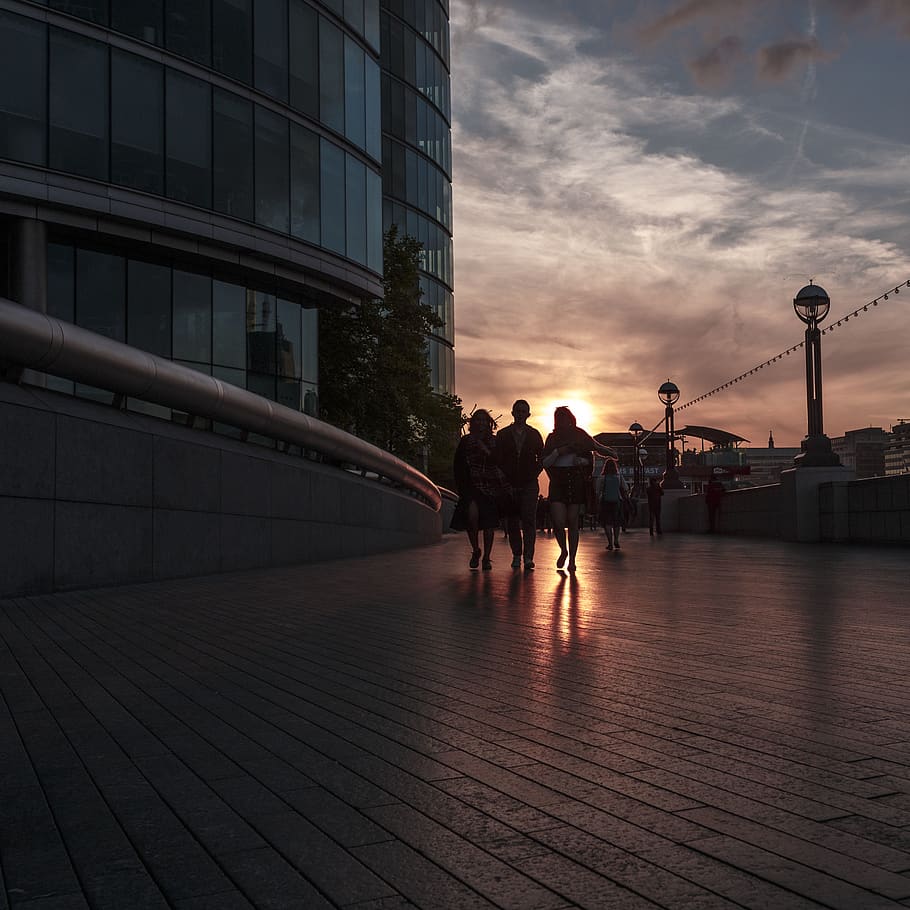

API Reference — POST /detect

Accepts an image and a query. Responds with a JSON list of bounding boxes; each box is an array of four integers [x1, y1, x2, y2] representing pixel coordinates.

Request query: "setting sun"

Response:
[[541, 398, 595, 433]]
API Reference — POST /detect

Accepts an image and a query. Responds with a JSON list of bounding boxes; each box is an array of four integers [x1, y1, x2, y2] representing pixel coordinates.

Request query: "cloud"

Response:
[[689, 35, 746, 86], [639, 0, 757, 44], [449, 6, 910, 443], [758, 38, 830, 81]]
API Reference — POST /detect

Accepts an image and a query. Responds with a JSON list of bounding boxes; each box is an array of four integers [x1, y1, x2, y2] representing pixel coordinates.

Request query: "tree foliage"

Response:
[[319, 226, 465, 485]]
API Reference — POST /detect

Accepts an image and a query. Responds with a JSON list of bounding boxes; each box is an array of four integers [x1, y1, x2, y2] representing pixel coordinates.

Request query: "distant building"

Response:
[[739, 446, 801, 485], [831, 428, 887, 478], [885, 421, 910, 476]]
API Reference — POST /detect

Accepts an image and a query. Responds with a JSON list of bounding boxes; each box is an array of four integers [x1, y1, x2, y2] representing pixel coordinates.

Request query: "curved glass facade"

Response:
[[380, 0, 454, 394], [0, 4, 383, 272]]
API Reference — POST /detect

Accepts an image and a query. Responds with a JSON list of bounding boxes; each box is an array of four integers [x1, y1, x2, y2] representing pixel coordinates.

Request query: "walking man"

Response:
[[647, 477, 663, 536], [496, 400, 544, 569]]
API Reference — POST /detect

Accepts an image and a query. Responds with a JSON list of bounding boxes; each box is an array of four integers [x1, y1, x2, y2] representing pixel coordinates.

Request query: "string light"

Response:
[[676, 278, 908, 411]]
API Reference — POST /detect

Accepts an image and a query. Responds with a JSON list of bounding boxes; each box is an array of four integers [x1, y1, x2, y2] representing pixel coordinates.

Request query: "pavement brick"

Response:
[[1, 534, 909, 909]]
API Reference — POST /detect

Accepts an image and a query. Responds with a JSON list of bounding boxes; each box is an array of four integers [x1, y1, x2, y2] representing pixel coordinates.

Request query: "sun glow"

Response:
[[541, 398, 595, 433]]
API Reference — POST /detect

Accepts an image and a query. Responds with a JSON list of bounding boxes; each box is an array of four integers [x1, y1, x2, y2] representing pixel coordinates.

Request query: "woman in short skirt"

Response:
[[450, 409, 507, 570], [542, 406, 617, 572]]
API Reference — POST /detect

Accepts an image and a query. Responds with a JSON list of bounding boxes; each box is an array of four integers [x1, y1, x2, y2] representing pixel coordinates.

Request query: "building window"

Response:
[[320, 139, 345, 254], [49, 29, 109, 181], [213, 279, 246, 369], [0, 12, 46, 166], [344, 36, 366, 149], [289, 0, 318, 118], [50, 0, 108, 26], [111, 0, 163, 45], [127, 260, 171, 357], [76, 248, 126, 341], [290, 123, 320, 244], [319, 18, 344, 133], [165, 0, 211, 65], [345, 156, 366, 264], [111, 51, 164, 195], [213, 90, 253, 220], [254, 0, 288, 102], [254, 105, 290, 233], [172, 269, 212, 363], [166, 71, 212, 208], [213, 0, 251, 82]]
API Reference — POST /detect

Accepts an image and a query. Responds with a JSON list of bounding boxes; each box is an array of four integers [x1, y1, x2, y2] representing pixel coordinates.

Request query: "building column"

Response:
[[8, 218, 48, 385]]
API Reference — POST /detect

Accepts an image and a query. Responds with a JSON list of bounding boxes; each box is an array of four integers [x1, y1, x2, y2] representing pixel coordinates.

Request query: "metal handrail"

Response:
[[0, 298, 441, 511]]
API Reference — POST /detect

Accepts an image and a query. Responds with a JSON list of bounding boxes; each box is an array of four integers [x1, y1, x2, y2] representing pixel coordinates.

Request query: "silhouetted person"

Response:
[[496, 400, 544, 570], [597, 457, 627, 550], [647, 477, 663, 536], [450, 410, 506, 570], [705, 478, 725, 533], [542, 406, 616, 573]]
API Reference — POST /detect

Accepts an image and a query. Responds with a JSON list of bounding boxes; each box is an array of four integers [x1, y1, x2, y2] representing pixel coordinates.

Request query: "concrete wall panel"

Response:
[[221, 515, 271, 572], [56, 416, 153, 506], [154, 509, 221, 579], [54, 502, 153, 589], [0, 402, 55, 498], [0, 497, 54, 595], [154, 438, 221, 512], [269, 461, 313, 520], [221, 452, 272, 516]]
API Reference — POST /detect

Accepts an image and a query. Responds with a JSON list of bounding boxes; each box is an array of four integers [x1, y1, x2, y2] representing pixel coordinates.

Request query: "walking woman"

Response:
[[450, 409, 507, 570], [542, 406, 617, 572], [598, 457, 628, 550]]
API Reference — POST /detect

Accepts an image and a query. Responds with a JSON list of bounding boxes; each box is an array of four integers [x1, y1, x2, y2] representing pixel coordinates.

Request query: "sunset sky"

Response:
[[449, 0, 910, 447]]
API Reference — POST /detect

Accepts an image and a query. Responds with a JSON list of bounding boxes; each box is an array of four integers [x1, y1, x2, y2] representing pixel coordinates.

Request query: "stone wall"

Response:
[[820, 474, 910, 544], [677, 484, 783, 537], [0, 383, 441, 597]]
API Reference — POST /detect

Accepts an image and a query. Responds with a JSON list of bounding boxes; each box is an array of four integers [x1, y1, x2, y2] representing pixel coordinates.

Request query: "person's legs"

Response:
[[648, 507, 655, 536], [550, 500, 568, 567], [482, 526, 495, 568], [567, 504, 581, 570], [520, 483, 538, 565], [506, 510, 522, 566], [466, 500, 481, 567], [612, 515, 622, 548]]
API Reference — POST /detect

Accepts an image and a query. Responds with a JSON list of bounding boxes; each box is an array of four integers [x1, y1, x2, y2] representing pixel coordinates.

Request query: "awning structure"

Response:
[[677, 425, 750, 446]]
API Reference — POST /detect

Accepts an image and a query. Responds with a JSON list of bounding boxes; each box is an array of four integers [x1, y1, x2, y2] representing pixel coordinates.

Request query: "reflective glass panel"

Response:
[[111, 0, 163, 44], [172, 269, 212, 362], [254, 105, 289, 233], [320, 140, 345, 254], [319, 18, 344, 133], [213, 279, 246, 368], [301, 306, 317, 383], [254, 0, 288, 101], [345, 156, 366, 264], [289, 0, 318, 117], [344, 37, 365, 149], [47, 242, 74, 323], [166, 71, 212, 208], [49, 29, 109, 180], [246, 289, 276, 374], [213, 90, 253, 221], [50, 0, 107, 25], [127, 259, 171, 357], [0, 12, 46, 166], [366, 168, 382, 273], [290, 123, 319, 244], [276, 299, 300, 378], [213, 0, 251, 82], [76, 249, 125, 341], [365, 57, 381, 160], [165, 0, 211, 65], [111, 51, 164, 194]]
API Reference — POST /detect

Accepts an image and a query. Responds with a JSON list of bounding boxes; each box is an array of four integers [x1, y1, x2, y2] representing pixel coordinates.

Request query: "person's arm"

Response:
[[453, 439, 470, 493]]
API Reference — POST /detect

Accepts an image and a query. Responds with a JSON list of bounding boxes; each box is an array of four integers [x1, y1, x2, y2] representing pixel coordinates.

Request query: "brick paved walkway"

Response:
[[2, 530, 910, 909]]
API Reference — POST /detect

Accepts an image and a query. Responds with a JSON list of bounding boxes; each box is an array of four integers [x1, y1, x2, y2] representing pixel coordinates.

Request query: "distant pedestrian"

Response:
[[597, 458, 627, 550], [705, 477, 725, 533], [450, 410, 507, 570], [496, 400, 544, 570], [542, 406, 617, 572], [647, 477, 663, 536]]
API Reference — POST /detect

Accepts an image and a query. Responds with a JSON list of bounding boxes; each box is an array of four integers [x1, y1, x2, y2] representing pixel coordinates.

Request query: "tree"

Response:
[[318, 226, 465, 485]]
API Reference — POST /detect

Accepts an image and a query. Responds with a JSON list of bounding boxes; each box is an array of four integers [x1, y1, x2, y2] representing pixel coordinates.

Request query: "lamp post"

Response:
[[628, 421, 644, 495], [793, 283, 840, 467], [658, 380, 683, 488]]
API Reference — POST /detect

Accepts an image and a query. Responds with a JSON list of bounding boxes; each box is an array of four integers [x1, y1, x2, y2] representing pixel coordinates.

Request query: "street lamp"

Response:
[[628, 421, 644, 495], [658, 380, 683, 488], [793, 283, 840, 466]]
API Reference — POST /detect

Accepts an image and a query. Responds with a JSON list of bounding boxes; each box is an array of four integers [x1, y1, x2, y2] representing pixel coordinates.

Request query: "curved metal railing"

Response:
[[0, 298, 441, 511]]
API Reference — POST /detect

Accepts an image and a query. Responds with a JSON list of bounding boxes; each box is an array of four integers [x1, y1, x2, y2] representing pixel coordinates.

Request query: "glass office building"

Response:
[[0, 0, 453, 416], [380, 0, 453, 394]]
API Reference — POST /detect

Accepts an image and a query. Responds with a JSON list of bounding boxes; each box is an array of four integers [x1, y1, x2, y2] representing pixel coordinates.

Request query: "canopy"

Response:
[[677, 425, 750, 446]]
